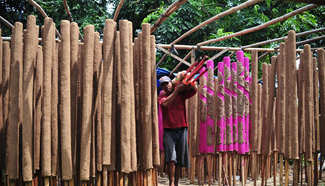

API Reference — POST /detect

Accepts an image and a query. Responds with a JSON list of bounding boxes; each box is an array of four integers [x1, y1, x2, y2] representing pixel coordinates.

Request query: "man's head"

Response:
[[159, 76, 173, 92]]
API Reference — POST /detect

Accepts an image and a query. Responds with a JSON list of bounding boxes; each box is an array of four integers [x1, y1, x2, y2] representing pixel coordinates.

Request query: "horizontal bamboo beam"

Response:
[[157, 0, 262, 66], [156, 44, 304, 52], [197, 4, 318, 46], [241, 27, 325, 49], [296, 35, 325, 46], [172, 0, 263, 45]]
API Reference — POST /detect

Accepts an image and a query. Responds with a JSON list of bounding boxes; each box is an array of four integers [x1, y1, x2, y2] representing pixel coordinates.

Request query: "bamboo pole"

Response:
[[27, 0, 61, 38], [0, 16, 14, 29], [241, 27, 325, 49], [169, 51, 192, 75], [296, 35, 325, 46], [22, 15, 37, 182], [60, 20, 73, 180], [156, 46, 191, 66], [318, 49, 325, 154], [113, 0, 125, 21], [7, 21, 23, 180], [80, 25, 95, 181], [151, 0, 188, 33], [198, 4, 317, 46], [157, 44, 293, 52], [63, 0, 73, 21], [172, 0, 262, 44]]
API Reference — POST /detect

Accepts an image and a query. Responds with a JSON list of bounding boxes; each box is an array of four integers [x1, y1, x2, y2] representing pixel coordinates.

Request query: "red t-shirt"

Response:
[[158, 89, 196, 129]]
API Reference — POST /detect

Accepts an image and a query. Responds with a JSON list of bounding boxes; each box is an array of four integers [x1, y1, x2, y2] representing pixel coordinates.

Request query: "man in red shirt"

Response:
[[158, 76, 197, 186]]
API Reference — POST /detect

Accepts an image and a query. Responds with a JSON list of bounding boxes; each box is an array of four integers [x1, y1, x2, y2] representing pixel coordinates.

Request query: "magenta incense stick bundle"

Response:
[[216, 62, 225, 152], [223, 57, 233, 152], [231, 62, 238, 152]]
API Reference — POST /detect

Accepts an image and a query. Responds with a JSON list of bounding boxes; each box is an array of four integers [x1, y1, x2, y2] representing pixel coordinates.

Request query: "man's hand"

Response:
[[175, 83, 196, 94]]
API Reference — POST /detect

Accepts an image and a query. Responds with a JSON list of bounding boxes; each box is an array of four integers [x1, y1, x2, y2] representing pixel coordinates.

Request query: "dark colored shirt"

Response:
[[158, 89, 196, 129]]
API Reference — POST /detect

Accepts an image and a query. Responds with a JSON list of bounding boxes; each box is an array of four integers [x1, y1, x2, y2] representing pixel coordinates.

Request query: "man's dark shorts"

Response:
[[163, 127, 189, 168]]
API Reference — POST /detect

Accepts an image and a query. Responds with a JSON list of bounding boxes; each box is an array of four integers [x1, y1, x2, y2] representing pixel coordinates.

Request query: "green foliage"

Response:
[[1, 0, 324, 78]]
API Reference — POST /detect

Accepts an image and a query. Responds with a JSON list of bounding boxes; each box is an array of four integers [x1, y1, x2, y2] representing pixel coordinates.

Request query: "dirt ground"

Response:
[[158, 174, 325, 186]]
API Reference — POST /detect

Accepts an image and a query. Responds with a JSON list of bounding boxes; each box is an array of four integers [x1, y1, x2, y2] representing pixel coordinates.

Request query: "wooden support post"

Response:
[[96, 174, 101, 186], [241, 156, 245, 186], [293, 160, 299, 186], [190, 156, 195, 183], [218, 154, 222, 186], [124, 174, 129, 186], [301, 155, 304, 185], [273, 152, 278, 186], [261, 156, 265, 186], [44, 177, 50, 186], [233, 154, 237, 186], [279, 154, 283, 186], [229, 154, 232, 186], [63, 181, 69, 186], [320, 156, 324, 180], [314, 154, 319, 186], [285, 160, 289, 186]]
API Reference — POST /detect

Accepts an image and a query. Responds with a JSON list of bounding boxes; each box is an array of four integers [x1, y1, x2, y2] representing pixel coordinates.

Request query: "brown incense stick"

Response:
[[33, 45, 42, 172], [319, 49, 325, 154], [22, 15, 37, 182], [151, 34, 160, 168], [51, 32, 59, 176], [129, 22, 137, 172], [119, 20, 132, 173], [70, 22, 79, 175], [102, 19, 116, 166], [142, 23, 153, 169], [41, 17, 54, 177], [60, 20, 73, 180], [7, 21, 23, 180], [80, 25, 94, 181]]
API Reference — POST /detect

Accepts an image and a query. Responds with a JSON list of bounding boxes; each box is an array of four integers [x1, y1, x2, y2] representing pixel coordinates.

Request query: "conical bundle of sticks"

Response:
[[0, 16, 159, 186]]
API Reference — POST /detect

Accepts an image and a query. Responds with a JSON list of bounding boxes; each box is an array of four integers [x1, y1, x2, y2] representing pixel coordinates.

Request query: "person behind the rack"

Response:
[[158, 75, 197, 186]]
